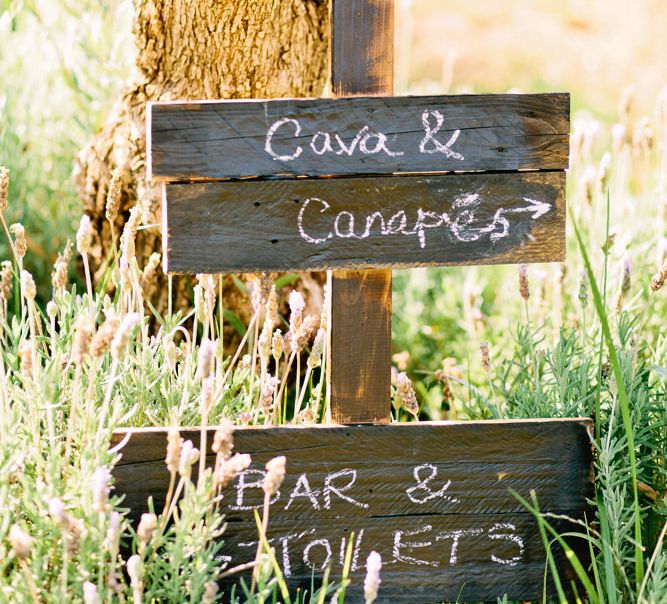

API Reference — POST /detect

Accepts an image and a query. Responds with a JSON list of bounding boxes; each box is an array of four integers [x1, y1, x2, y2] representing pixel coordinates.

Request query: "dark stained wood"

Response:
[[162, 171, 565, 273], [332, 0, 394, 96], [111, 419, 594, 603], [147, 93, 570, 181], [328, 270, 392, 423], [216, 514, 578, 603], [329, 0, 394, 425]]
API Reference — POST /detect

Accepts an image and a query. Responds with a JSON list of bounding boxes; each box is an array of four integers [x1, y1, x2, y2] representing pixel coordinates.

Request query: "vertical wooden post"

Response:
[[327, 0, 393, 424]]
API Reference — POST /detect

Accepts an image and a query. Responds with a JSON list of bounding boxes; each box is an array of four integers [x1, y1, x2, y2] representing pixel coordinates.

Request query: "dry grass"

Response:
[[396, 0, 667, 118]]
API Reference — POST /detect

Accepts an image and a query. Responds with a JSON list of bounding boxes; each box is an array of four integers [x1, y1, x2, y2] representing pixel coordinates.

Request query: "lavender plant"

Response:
[[0, 164, 347, 602]]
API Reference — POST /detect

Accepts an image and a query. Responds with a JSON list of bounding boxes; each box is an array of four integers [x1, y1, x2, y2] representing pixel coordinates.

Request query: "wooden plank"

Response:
[[111, 419, 594, 602], [147, 93, 570, 181], [328, 270, 392, 423], [162, 171, 565, 273], [326, 0, 395, 425], [332, 0, 394, 96], [217, 514, 578, 602]]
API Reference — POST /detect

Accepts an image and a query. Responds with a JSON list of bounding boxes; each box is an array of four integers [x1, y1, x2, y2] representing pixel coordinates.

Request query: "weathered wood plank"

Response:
[[147, 93, 570, 181], [111, 419, 594, 602], [332, 0, 394, 97], [328, 270, 392, 423], [218, 514, 581, 602], [162, 171, 565, 274], [328, 0, 394, 425]]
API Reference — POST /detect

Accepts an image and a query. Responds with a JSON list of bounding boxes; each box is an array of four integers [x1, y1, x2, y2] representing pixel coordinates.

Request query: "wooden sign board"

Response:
[[110, 1, 592, 601], [148, 94, 569, 180], [151, 93, 568, 274], [112, 420, 593, 602], [133, 88, 586, 602], [163, 171, 564, 273]]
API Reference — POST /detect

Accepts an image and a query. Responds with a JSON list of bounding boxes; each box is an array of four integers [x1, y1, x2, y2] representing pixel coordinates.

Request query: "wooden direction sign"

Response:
[[112, 420, 593, 603], [163, 171, 564, 273], [111, 1, 593, 602], [152, 93, 569, 274], [148, 93, 569, 180]]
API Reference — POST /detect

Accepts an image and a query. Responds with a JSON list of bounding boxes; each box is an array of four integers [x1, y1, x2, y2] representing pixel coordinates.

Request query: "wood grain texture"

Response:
[[327, 270, 392, 423], [332, 0, 394, 96], [148, 93, 570, 181], [111, 419, 594, 602], [162, 171, 565, 273], [328, 0, 395, 424]]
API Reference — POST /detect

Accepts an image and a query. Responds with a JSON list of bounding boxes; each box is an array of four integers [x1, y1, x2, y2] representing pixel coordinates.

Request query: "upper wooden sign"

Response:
[[148, 93, 569, 181], [152, 93, 569, 274]]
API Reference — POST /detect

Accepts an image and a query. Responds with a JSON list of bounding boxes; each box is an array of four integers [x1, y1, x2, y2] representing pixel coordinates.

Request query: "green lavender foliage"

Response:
[[0, 272, 335, 602]]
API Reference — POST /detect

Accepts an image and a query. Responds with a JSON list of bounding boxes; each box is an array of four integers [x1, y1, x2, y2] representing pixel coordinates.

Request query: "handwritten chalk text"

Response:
[[264, 110, 463, 162], [222, 462, 526, 577], [231, 466, 369, 512], [297, 195, 552, 248], [234, 522, 524, 578]]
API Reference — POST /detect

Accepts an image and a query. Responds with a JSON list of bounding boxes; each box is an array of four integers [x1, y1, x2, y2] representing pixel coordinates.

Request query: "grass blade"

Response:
[[596, 494, 618, 603], [253, 509, 291, 604], [337, 531, 354, 604], [526, 490, 568, 603], [585, 512, 605, 601], [518, 490, 601, 604], [571, 211, 645, 586], [594, 191, 611, 444], [512, 489, 594, 603]]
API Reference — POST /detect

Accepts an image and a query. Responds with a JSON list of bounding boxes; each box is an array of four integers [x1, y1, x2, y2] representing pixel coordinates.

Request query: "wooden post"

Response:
[[328, 0, 393, 424], [137, 8, 582, 598]]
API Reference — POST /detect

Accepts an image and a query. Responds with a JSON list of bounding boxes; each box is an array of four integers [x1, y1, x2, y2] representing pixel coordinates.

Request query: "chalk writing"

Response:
[[230, 468, 281, 511], [297, 194, 552, 249], [264, 118, 303, 161], [285, 473, 321, 510], [231, 467, 369, 512], [488, 523, 525, 566], [393, 524, 438, 567], [238, 528, 317, 578], [419, 110, 464, 159], [406, 463, 459, 505], [350, 530, 365, 572], [214, 554, 233, 566], [232, 521, 524, 578], [221, 462, 527, 578], [323, 468, 369, 510], [263, 109, 463, 162], [303, 539, 333, 571], [436, 528, 484, 565]]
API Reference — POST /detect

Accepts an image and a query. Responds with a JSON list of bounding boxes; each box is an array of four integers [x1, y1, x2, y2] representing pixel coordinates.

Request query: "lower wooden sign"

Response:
[[162, 171, 565, 274], [111, 419, 593, 603]]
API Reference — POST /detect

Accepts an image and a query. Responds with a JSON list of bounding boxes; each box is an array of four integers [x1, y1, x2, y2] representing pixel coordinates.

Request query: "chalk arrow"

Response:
[[507, 197, 552, 220]]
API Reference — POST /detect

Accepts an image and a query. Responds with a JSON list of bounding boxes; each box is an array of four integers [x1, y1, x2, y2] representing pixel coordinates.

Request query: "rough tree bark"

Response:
[[75, 0, 329, 328]]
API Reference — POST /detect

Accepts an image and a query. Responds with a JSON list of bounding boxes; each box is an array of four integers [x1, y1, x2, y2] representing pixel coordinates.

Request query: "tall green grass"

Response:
[[503, 208, 665, 603]]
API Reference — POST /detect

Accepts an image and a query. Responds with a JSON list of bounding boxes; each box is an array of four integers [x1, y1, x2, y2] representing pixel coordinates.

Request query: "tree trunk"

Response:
[[75, 0, 329, 329]]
